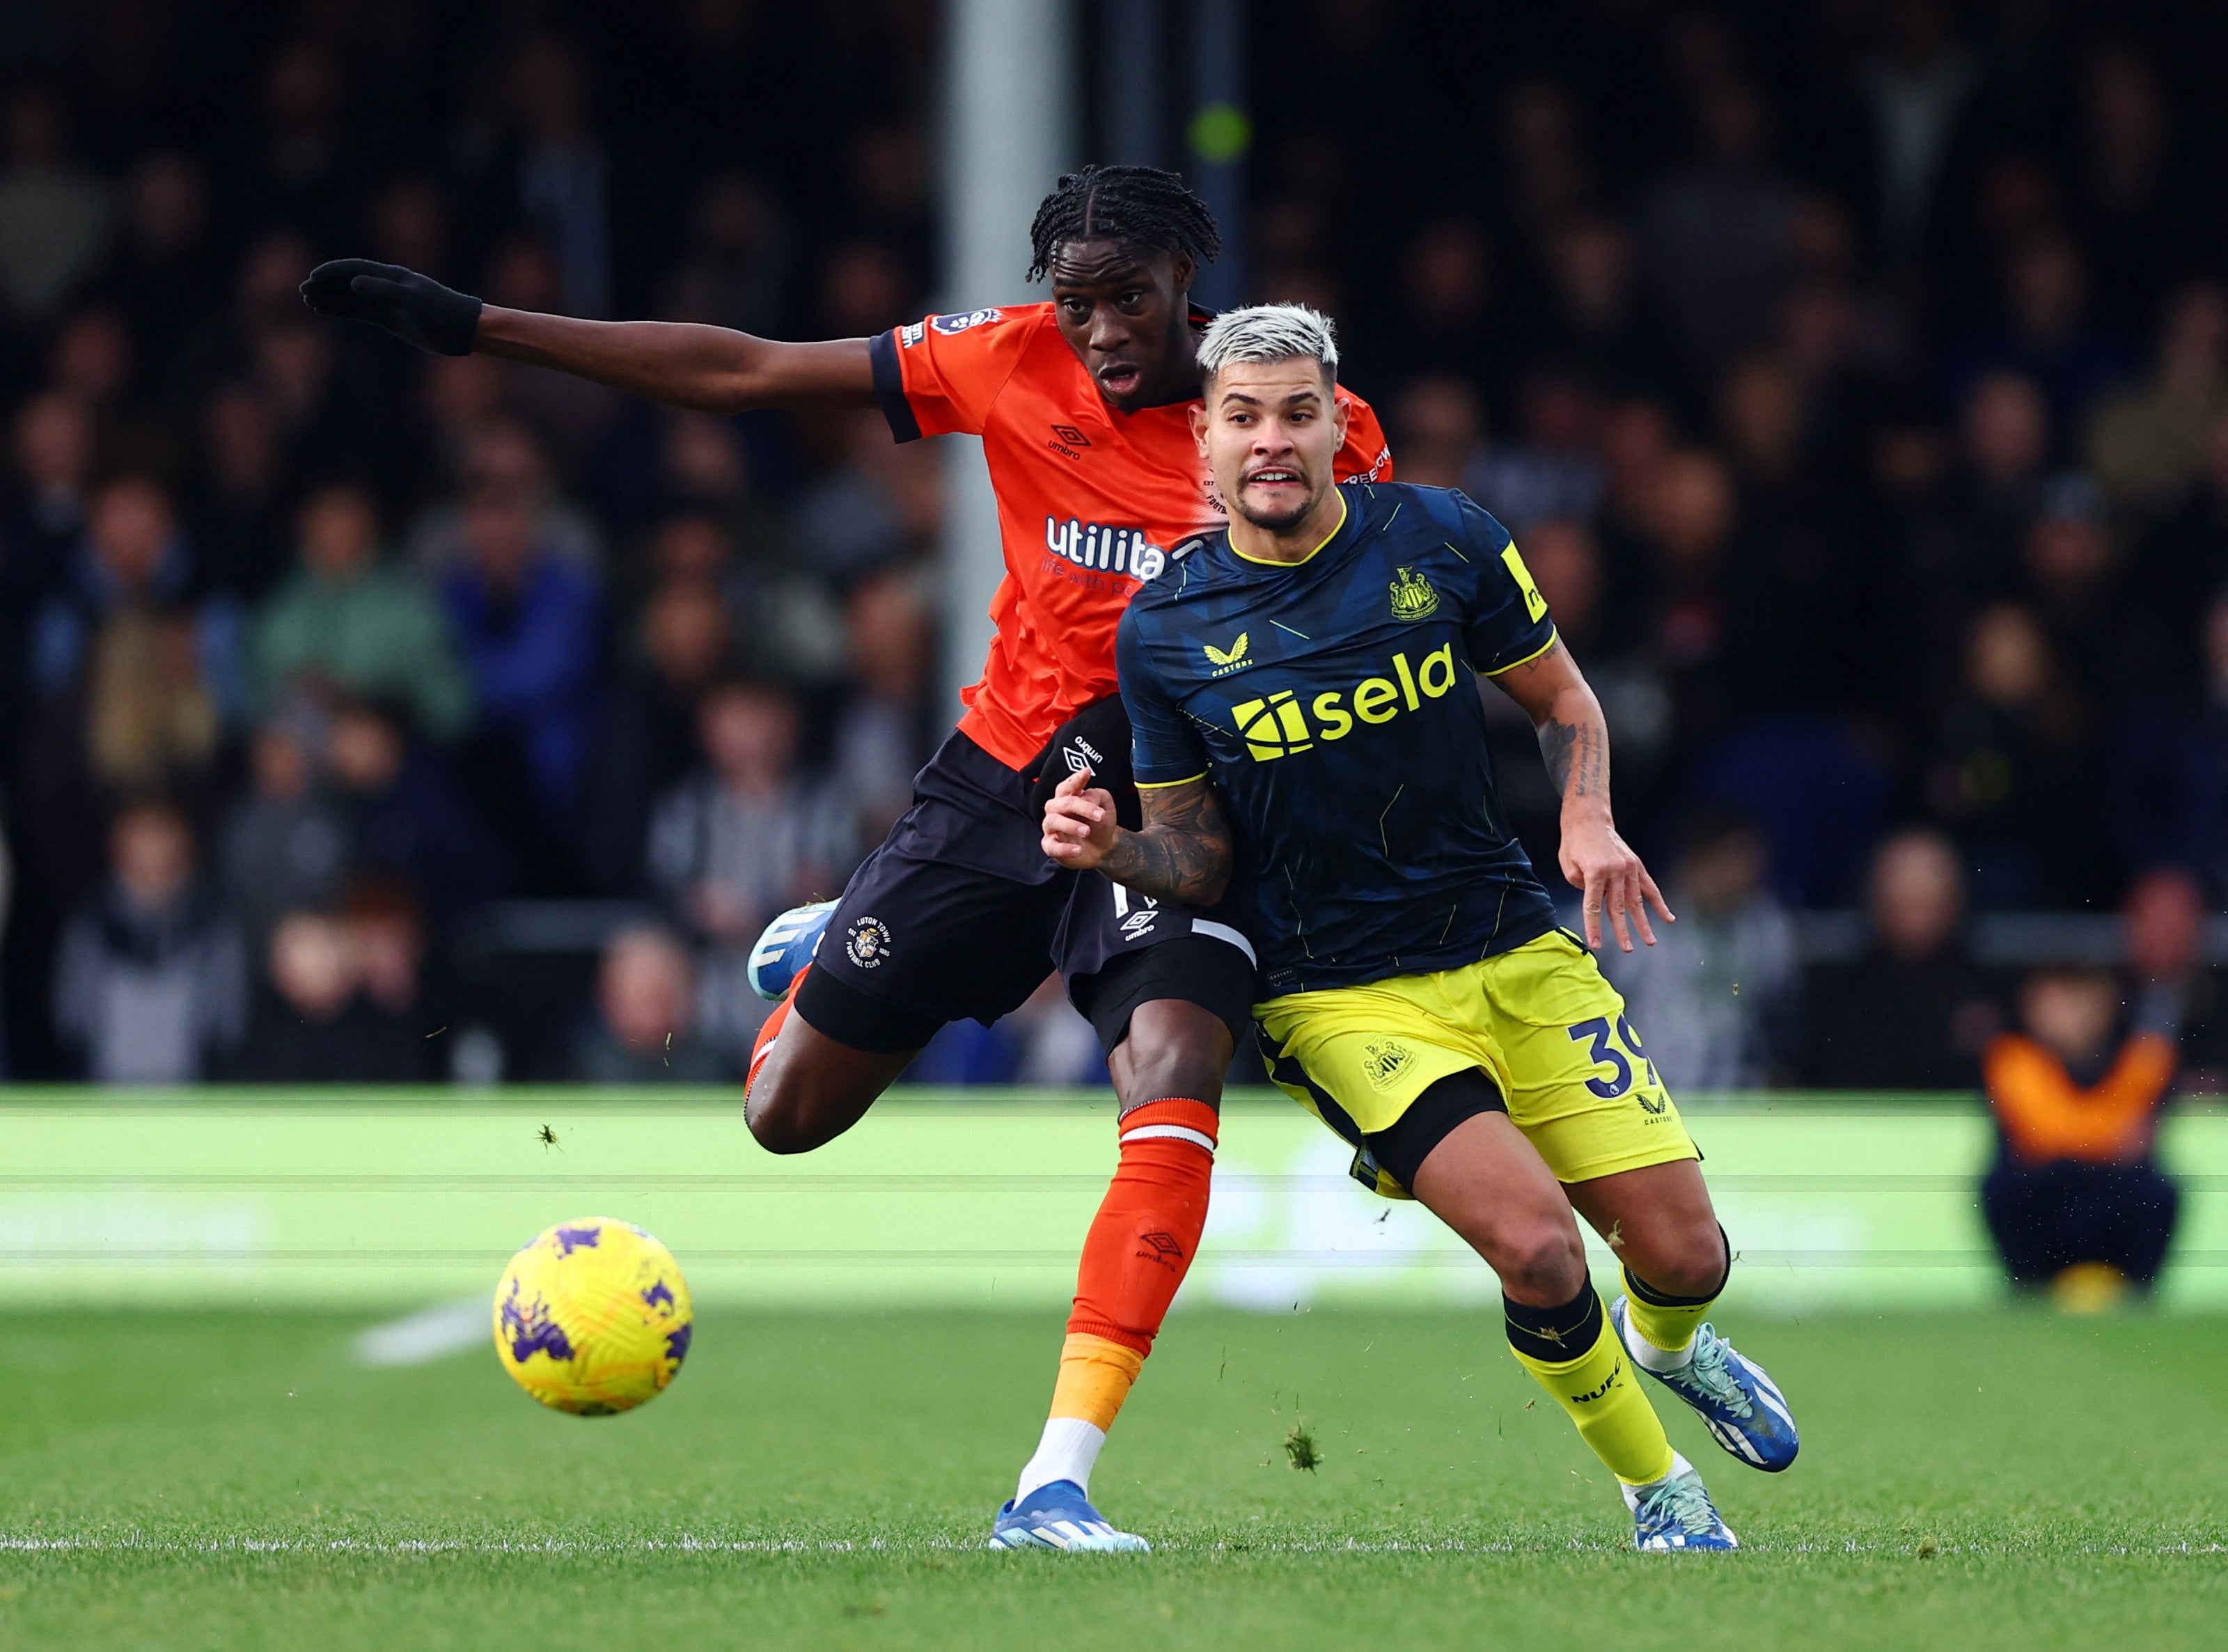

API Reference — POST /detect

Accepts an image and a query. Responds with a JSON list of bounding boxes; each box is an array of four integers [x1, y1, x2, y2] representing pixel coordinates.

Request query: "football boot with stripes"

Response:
[[1624, 1456, 1739, 1552], [1610, 1296, 1799, 1473], [746, 900, 836, 1002], [987, 1479, 1150, 1553]]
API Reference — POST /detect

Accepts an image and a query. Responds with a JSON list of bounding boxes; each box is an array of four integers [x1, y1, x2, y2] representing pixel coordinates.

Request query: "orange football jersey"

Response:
[[869, 302, 1392, 769]]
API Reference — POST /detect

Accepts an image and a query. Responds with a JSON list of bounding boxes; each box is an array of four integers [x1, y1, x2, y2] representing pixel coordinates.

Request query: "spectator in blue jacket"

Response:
[[441, 482, 600, 887]]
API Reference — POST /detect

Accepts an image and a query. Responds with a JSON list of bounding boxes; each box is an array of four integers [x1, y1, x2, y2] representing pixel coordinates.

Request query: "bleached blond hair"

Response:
[[1196, 302, 1339, 388]]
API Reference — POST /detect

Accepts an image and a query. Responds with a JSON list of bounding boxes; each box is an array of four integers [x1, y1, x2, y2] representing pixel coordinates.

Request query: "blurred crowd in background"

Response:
[[0, 0, 2221, 1095]]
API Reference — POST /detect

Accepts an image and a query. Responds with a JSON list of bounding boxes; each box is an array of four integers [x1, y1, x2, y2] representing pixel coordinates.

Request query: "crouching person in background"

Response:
[[1980, 964, 2181, 1309]]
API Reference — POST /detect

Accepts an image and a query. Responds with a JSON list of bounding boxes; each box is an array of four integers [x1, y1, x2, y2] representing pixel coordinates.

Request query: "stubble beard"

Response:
[[1232, 476, 1328, 535]]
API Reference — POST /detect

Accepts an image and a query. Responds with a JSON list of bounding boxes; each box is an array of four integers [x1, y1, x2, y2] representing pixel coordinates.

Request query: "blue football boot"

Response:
[[746, 900, 837, 1002], [1624, 1457, 1739, 1552], [987, 1479, 1150, 1553], [1610, 1296, 1800, 1473]]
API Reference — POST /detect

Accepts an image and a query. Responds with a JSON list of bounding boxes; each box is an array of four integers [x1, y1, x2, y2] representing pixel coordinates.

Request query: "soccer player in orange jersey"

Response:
[[304, 167, 1390, 1550]]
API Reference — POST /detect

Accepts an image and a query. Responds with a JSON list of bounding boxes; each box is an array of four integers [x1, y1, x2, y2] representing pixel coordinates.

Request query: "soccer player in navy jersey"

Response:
[[1045, 305, 1800, 1550]]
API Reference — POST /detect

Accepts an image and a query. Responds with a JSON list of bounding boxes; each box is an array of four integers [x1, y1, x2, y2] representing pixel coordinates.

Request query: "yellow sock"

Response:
[[1047, 1332, 1144, 1429], [1506, 1287, 1675, 1486], [1620, 1266, 1714, 1358]]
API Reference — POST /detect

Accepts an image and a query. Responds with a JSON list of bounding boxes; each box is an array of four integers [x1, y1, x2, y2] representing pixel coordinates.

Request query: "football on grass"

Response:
[[494, 1217, 693, 1415]]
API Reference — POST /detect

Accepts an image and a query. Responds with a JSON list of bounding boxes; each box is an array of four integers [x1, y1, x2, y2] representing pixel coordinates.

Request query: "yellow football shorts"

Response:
[[1255, 929, 1698, 1198]]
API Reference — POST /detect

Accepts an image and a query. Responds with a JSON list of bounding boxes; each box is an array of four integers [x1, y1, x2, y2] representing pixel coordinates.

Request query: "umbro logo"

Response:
[[1113, 884, 1158, 939], [1136, 1231, 1185, 1270], [1046, 423, 1092, 461]]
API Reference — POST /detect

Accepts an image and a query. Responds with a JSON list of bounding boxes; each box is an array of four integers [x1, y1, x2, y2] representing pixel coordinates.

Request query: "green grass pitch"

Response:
[[1, 1307, 2222, 1649]]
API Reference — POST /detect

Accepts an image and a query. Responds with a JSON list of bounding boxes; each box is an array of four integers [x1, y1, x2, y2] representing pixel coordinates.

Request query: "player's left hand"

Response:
[[1042, 766, 1120, 868], [1560, 814, 1674, 952], [300, 258, 483, 356]]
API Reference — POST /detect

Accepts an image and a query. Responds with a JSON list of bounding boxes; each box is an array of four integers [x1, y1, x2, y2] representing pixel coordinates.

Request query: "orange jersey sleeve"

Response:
[[869, 306, 1044, 440]]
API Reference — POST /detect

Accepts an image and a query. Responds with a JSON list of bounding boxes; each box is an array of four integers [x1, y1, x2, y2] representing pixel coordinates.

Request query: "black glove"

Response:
[[299, 258, 483, 356], [1028, 694, 1141, 832]]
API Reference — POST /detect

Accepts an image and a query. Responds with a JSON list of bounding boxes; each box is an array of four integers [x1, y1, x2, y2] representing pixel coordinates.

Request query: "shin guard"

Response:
[[1505, 1280, 1677, 1486], [1065, 1098, 1218, 1362]]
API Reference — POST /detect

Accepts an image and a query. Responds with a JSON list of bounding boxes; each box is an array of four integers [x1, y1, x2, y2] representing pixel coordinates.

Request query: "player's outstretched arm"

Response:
[[1040, 769, 1232, 907], [1489, 639, 1674, 953], [299, 259, 876, 414]]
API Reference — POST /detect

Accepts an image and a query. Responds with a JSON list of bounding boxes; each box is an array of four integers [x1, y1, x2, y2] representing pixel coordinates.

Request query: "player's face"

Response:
[[1047, 241, 1195, 410], [1196, 359, 1346, 533]]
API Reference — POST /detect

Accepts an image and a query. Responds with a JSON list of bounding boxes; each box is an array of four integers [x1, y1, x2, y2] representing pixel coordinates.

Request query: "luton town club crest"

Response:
[[1388, 567, 1439, 621], [845, 916, 893, 968]]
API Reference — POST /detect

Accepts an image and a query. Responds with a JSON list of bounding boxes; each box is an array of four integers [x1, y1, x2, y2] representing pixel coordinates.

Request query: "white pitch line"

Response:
[[352, 1298, 489, 1367], [1, 1535, 2220, 1558]]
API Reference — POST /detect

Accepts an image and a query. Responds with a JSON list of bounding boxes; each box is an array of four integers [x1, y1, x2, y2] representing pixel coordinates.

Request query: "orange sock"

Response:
[[1014, 1099, 1217, 1503], [1068, 1098, 1219, 1356], [1046, 1331, 1147, 1429], [746, 965, 808, 1097]]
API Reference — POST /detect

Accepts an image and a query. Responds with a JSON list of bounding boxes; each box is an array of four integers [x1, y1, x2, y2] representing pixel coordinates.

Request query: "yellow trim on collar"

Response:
[[1229, 487, 1349, 567]]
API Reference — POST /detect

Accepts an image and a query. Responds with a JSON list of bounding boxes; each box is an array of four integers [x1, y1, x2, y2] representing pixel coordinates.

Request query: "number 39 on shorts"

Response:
[[1566, 1014, 1661, 1103]]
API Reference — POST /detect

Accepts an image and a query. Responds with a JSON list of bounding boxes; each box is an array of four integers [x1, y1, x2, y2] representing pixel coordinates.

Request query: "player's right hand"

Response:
[[300, 258, 484, 356], [1041, 766, 1120, 869]]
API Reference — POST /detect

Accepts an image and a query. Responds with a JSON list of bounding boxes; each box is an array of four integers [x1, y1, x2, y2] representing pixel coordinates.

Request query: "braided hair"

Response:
[[1026, 164, 1222, 283]]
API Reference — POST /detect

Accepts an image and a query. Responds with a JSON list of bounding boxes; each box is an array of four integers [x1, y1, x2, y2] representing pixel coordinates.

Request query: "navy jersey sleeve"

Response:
[[1448, 491, 1557, 675], [1116, 606, 1210, 787]]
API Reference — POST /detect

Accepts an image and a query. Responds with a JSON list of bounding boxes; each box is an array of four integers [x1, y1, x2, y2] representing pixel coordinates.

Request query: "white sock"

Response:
[[1621, 1451, 1696, 1503], [1013, 1417, 1107, 1506], [1625, 1324, 1695, 1374]]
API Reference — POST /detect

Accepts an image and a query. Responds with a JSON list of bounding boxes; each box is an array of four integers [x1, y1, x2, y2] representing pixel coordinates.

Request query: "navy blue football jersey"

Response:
[[1117, 480, 1562, 993]]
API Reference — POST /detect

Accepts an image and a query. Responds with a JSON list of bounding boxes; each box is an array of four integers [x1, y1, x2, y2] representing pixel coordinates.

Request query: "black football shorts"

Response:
[[795, 718, 1257, 1057]]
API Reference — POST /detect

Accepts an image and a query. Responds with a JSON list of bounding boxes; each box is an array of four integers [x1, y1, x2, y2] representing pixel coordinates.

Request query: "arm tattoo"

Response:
[[1539, 713, 1607, 802], [1100, 778, 1234, 906], [1489, 636, 1613, 808]]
